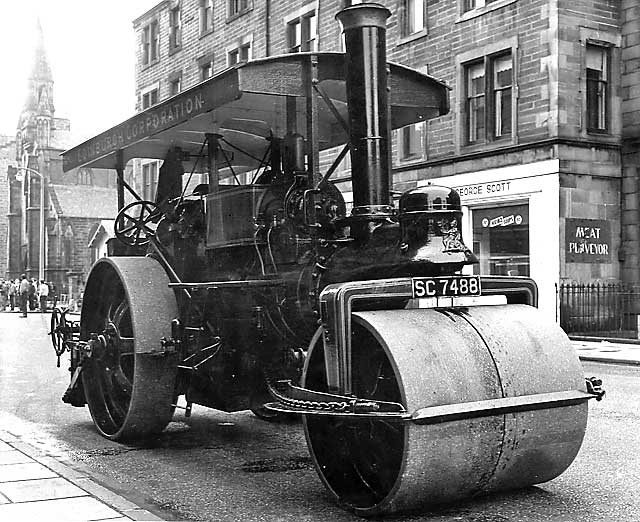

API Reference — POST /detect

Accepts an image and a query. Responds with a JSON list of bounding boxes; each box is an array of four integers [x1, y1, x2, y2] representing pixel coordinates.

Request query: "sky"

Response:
[[0, 1, 161, 143]]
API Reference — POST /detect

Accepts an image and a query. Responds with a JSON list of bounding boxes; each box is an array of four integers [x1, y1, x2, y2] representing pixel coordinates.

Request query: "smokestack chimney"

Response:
[[336, 3, 393, 221]]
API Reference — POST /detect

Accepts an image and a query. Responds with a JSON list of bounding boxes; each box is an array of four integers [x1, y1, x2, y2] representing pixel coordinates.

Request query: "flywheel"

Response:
[[80, 257, 179, 441], [303, 305, 588, 516]]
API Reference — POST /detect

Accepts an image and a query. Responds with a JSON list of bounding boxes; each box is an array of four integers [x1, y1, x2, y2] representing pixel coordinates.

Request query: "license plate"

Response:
[[411, 276, 481, 298]]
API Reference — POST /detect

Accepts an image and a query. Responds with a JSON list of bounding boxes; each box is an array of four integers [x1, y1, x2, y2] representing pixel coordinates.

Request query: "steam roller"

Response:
[[52, 1, 604, 516], [301, 303, 592, 516]]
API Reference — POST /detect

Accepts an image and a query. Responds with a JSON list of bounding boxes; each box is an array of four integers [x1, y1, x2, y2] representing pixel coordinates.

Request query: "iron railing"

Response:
[[557, 282, 640, 339]]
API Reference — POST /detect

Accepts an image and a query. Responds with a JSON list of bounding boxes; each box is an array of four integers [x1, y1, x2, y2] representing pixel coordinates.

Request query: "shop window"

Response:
[[169, 6, 182, 50], [228, 0, 250, 19], [472, 204, 529, 277], [287, 10, 317, 53], [464, 52, 512, 145], [228, 42, 251, 66], [200, 0, 214, 35], [141, 20, 159, 66], [401, 0, 426, 37], [396, 122, 426, 163], [142, 162, 159, 201], [586, 44, 609, 133]]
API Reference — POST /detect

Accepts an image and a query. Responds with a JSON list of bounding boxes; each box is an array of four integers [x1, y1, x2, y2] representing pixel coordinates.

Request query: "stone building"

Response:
[[0, 135, 16, 276], [123, 0, 638, 318], [5, 21, 118, 303]]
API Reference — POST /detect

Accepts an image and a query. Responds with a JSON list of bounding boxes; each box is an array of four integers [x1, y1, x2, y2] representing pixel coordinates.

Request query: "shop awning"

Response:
[[62, 52, 449, 173]]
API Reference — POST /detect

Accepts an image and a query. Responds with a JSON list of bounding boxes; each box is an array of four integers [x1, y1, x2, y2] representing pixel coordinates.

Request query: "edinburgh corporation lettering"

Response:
[[565, 218, 611, 263], [69, 92, 207, 168]]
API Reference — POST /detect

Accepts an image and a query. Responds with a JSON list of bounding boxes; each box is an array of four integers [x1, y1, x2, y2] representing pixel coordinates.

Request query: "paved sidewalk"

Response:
[[573, 338, 640, 366], [0, 430, 163, 521]]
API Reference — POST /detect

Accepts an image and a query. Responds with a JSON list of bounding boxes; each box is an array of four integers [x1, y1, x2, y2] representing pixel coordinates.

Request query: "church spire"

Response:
[[23, 16, 54, 115], [18, 15, 55, 152], [30, 17, 53, 82]]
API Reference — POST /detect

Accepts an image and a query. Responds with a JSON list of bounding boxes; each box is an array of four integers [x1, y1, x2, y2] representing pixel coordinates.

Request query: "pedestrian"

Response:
[[29, 278, 37, 311], [19, 274, 30, 317], [0, 279, 6, 311], [8, 279, 17, 311], [38, 280, 49, 313]]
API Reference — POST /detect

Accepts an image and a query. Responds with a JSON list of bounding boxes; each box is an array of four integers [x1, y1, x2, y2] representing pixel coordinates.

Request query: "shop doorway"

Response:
[[472, 203, 529, 276]]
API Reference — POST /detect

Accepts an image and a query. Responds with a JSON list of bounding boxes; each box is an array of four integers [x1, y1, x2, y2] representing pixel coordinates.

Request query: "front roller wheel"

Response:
[[80, 257, 179, 441], [302, 320, 406, 514], [303, 306, 588, 516]]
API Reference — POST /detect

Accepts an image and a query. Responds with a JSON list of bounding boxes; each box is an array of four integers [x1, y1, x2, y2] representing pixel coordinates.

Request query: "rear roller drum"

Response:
[[303, 305, 589, 516], [80, 257, 179, 441]]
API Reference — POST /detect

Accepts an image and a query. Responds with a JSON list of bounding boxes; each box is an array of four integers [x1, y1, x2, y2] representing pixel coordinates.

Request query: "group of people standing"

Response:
[[0, 276, 50, 317]]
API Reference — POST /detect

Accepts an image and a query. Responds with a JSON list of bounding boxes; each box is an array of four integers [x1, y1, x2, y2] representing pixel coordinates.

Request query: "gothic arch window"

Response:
[[77, 168, 93, 185], [63, 224, 74, 268]]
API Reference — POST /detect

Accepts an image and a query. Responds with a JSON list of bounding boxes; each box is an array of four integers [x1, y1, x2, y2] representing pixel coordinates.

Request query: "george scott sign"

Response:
[[62, 74, 239, 172], [565, 218, 611, 263], [454, 181, 512, 198]]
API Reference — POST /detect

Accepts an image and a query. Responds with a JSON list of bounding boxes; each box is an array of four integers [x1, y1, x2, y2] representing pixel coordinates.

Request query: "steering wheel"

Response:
[[114, 200, 160, 246]]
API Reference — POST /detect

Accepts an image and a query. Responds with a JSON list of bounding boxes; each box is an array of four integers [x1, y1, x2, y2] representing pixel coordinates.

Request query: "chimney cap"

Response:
[[336, 3, 391, 31]]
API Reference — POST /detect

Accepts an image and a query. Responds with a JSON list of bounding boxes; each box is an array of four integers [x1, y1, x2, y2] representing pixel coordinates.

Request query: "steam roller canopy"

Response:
[[303, 304, 588, 516]]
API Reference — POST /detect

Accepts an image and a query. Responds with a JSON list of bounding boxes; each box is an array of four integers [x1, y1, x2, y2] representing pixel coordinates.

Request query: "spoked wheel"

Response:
[[114, 200, 159, 247], [50, 307, 69, 359], [80, 257, 179, 441], [303, 307, 589, 516]]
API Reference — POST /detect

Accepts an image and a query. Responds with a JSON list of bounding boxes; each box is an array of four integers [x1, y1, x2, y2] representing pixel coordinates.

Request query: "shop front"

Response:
[[419, 159, 561, 320]]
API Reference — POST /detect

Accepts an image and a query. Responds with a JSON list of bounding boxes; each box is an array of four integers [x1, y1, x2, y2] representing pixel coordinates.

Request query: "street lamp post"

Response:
[[13, 166, 46, 282]]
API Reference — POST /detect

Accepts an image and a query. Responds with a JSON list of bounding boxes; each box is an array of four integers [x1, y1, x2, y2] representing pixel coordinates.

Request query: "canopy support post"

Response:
[[303, 55, 322, 231], [116, 149, 125, 212], [206, 133, 219, 194]]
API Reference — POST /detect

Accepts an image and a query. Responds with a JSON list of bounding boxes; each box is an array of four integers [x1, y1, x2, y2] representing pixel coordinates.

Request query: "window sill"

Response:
[[456, 0, 518, 23], [396, 29, 428, 47], [199, 29, 214, 39], [140, 59, 160, 71], [226, 8, 252, 24], [396, 154, 427, 166], [460, 136, 515, 153], [168, 45, 182, 56]]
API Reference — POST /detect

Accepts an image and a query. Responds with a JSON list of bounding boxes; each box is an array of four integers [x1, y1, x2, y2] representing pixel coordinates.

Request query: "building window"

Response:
[[169, 76, 182, 96], [287, 11, 317, 53], [228, 0, 250, 18], [402, 0, 426, 37], [142, 162, 159, 201], [77, 168, 92, 185], [472, 203, 529, 277], [464, 52, 512, 145], [63, 225, 74, 269], [586, 44, 609, 133], [141, 20, 159, 66], [200, 58, 213, 81], [141, 87, 159, 110], [169, 6, 181, 50], [464, 0, 499, 11], [396, 122, 426, 162], [228, 43, 251, 66], [200, 0, 214, 34]]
